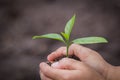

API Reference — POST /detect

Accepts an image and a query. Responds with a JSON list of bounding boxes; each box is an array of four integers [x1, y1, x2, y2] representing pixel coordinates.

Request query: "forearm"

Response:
[[107, 66, 120, 80]]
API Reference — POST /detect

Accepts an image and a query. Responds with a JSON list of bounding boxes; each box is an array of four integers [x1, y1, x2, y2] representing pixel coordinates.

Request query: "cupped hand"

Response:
[[40, 57, 105, 80], [47, 44, 111, 78]]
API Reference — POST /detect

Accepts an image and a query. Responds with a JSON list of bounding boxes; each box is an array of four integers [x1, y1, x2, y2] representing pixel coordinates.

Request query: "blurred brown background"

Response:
[[0, 0, 120, 80]]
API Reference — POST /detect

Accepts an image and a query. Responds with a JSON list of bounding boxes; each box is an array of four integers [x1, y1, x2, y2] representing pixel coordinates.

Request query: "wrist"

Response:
[[106, 65, 120, 80], [105, 64, 113, 80], [101, 63, 111, 80]]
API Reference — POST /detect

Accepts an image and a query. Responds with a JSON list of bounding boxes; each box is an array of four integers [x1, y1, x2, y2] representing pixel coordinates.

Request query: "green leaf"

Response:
[[61, 32, 69, 41], [65, 14, 76, 39], [72, 37, 108, 44], [32, 33, 65, 42]]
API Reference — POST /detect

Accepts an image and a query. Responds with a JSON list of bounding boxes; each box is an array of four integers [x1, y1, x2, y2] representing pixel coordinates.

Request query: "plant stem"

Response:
[[66, 41, 71, 57], [66, 44, 69, 57]]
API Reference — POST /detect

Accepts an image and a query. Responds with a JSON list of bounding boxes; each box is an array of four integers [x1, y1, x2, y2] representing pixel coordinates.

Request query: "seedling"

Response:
[[32, 14, 108, 57]]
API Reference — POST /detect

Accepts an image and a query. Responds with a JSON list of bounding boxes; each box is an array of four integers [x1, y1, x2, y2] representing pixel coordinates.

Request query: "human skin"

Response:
[[40, 44, 120, 80]]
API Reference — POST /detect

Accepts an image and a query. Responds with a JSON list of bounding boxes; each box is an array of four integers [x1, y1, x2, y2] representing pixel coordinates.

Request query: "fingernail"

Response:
[[51, 62, 59, 68]]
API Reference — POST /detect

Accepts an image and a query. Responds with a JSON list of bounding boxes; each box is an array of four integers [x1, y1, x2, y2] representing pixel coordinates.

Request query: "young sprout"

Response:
[[32, 14, 108, 57]]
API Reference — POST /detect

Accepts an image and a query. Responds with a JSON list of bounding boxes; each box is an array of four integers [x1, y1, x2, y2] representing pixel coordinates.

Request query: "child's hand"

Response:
[[40, 58, 105, 80], [40, 44, 120, 80], [47, 44, 110, 78]]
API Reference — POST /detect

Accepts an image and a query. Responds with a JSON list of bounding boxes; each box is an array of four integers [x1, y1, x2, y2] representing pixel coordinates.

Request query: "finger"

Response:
[[51, 58, 84, 70], [50, 58, 106, 80], [47, 44, 94, 62], [47, 44, 108, 76], [40, 71, 53, 80], [69, 44, 109, 75], [47, 47, 66, 61], [69, 44, 103, 62], [40, 62, 61, 79], [48, 44, 103, 62], [40, 62, 78, 80]]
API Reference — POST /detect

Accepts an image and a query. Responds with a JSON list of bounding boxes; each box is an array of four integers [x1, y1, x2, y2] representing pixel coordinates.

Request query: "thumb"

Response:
[[69, 44, 109, 76], [69, 44, 105, 64], [51, 58, 82, 70]]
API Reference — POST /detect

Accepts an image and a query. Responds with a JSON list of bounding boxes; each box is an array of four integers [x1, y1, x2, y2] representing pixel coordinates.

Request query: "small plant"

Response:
[[32, 14, 108, 57]]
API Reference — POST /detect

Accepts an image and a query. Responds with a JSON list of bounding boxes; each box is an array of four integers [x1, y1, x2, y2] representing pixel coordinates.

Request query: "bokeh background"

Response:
[[0, 0, 120, 80]]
